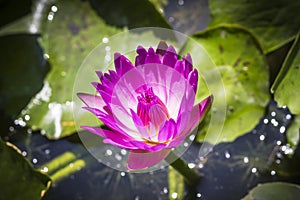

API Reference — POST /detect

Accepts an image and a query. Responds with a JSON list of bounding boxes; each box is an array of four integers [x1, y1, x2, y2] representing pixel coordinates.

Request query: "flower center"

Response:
[[137, 87, 170, 130]]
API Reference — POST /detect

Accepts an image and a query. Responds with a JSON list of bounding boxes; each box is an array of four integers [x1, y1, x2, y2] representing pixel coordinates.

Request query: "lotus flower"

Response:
[[78, 41, 212, 170]]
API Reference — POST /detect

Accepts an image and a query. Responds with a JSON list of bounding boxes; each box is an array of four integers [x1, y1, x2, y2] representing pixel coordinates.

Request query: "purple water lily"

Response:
[[78, 41, 212, 170]]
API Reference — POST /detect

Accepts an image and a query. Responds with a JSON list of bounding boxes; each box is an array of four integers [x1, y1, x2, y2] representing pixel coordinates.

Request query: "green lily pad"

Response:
[[242, 182, 300, 200], [0, 34, 48, 118], [89, 0, 170, 29], [20, 0, 173, 139], [208, 0, 300, 53], [0, 138, 51, 200], [286, 115, 300, 150], [19, 0, 119, 139], [273, 33, 300, 114], [182, 25, 269, 143]]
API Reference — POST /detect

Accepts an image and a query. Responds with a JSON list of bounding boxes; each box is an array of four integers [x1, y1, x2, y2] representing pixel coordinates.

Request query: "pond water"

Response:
[[4, 100, 299, 200]]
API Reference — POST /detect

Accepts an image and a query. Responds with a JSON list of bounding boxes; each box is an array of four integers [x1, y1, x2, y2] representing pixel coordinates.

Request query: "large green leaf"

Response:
[[89, 0, 170, 29], [20, 0, 174, 139], [273, 33, 300, 115], [242, 182, 300, 200], [0, 138, 51, 200], [0, 34, 48, 116], [209, 0, 300, 53], [182, 25, 269, 143]]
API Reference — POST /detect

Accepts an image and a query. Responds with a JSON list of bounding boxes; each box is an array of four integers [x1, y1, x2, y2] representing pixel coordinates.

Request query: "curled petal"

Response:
[[158, 119, 177, 143], [127, 149, 171, 170], [188, 69, 198, 93], [114, 53, 134, 76], [183, 53, 193, 78], [135, 45, 147, 66], [77, 93, 105, 109]]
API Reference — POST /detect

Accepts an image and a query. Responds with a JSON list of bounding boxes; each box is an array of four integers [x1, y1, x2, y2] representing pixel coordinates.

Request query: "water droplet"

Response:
[[168, 17, 174, 23], [44, 149, 51, 155], [44, 54, 49, 59], [9, 126, 14, 132], [271, 118, 279, 127], [183, 142, 188, 147], [41, 130, 46, 135], [188, 163, 196, 169], [251, 167, 257, 173], [120, 171, 126, 176], [47, 12, 54, 21], [134, 196, 140, 200], [171, 192, 178, 199], [270, 170, 276, 176], [22, 151, 27, 157], [120, 149, 127, 155], [115, 153, 122, 161], [27, 129, 32, 134], [243, 157, 249, 163], [178, 0, 184, 6], [281, 145, 287, 152], [276, 141, 282, 145], [163, 187, 168, 194], [32, 158, 38, 164], [198, 163, 204, 168], [276, 159, 281, 164], [196, 193, 202, 198], [279, 126, 286, 133], [105, 55, 111, 62], [51, 5, 58, 12], [24, 114, 30, 121], [61, 71, 66, 77], [224, 151, 231, 159], [271, 111, 276, 117], [106, 149, 112, 156], [105, 46, 111, 51], [102, 37, 109, 43], [41, 166, 48, 173], [69, 163, 74, 167], [286, 114, 292, 120], [189, 134, 195, 141], [263, 118, 269, 124], [259, 135, 265, 141]]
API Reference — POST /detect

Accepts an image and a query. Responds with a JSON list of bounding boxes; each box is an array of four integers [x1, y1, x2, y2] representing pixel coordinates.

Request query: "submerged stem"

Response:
[[166, 151, 201, 186]]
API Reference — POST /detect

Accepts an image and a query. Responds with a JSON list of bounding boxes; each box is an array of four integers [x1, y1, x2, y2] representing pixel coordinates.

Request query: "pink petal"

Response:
[[171, 95, 212, 147], [77, 93, 105, 109], [162, 45, 177, 68], [127, 149, 171, 170], [156, 41, 168, 56], [158, 119, 177, 142], [145, 47, 161, 64], [183, 53, 193, 78], [130, 109, 149, 139], [114, 53, 134, 76], [188, 69, 198, 93], [135, 46, 147, 66], [81, 126, 139, 150]]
